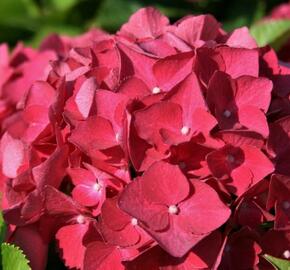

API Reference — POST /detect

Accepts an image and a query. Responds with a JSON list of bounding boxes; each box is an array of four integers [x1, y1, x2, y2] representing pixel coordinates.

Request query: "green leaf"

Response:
[[0, 212, 6, 244], [263, 254, 290, 270], [250, 19, 290, 49], [1, 243, 31, 270]]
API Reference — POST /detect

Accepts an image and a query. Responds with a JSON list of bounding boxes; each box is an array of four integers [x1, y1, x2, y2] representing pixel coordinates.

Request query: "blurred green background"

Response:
[[0, 0, 288, 48]]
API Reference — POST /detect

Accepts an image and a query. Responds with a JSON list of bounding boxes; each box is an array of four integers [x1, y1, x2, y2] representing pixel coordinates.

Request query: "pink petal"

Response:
[[75, 77, 97, 119], [72, 184, 103, 207], [68, 167, 96, 186], [174, 15, 220, 45], [1, 133, 25, 178], [119, 7, 169, 41], [226, 27, 257, 49]]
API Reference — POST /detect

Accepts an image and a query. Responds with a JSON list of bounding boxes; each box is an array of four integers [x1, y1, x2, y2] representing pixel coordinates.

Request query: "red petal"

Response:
[[56, 224, 88, 269], [118, 178, 169, 231], [216, 47, 259, 78], [84, 241, 124, 270], [32, 146, 69, 189], [72, 184, 103, 207], [142, 161, 190, 205], [101, 197, 130, 231], [235, 76, 272, 112], [134, 101, 183, 147], [242, 145, 274, 184], [177, 179, 230, 235], [238, 105, 269, 137], [69, 116, 118, 152], [153, 52, 194, 91]]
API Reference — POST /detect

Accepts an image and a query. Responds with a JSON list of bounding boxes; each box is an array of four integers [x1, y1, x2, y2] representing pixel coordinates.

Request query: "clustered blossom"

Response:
[[0, 7, 290, 270]]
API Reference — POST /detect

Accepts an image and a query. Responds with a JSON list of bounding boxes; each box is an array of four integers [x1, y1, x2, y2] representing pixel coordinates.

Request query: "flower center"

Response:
[[179, 162, 186, 169], [152, 86, 161, 94], [181, 126, 190, 135], [93, 183, 102, 192], [76, 215, 85, 224], [282, 201, 290, 210], [227, 154, 235, 163], [223, 110, 232, 118], [283, 250, 290, 259], [168, 205, 179, 215], [131, 218, 138, 226]]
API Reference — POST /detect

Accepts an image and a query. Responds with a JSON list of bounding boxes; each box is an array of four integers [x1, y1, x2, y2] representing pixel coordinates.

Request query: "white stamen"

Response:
[[225, 245, 231, 252], [223, 110, 232, 118], [93, 183, 102, 192], [227, 154, 235, 163], [282, 201, 290, 210], [181, 126, 190, 135], [76, 215, 85, 224], [115, 132, 121, 142], [283, 250, 290, 259], [168, 205, 179, 215], [131, 218, 138, 226], [152, 87, 161, 94]]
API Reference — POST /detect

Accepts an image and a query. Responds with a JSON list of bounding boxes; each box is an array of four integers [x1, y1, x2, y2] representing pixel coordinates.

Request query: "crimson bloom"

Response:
[[118, 161, 230, 257]]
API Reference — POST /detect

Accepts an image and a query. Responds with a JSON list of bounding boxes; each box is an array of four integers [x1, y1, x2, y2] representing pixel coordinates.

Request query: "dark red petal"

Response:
[[101, 197, 130, 231], [11, 225, 48, 270], [84, 241, 124, 270], [44, 185, 81, 216]]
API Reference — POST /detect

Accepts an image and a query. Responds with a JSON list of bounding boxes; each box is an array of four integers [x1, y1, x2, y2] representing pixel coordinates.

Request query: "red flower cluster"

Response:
[[0, 7, 290, 270]]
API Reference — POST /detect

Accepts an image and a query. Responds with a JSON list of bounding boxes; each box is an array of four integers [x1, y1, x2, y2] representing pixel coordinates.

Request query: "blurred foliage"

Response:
[[0, 0, 289, 47], [250, 19, 290, 49]]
